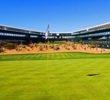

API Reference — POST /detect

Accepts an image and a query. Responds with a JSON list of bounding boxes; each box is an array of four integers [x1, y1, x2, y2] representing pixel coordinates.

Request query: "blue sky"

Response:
[[0, 0, 110, 32]]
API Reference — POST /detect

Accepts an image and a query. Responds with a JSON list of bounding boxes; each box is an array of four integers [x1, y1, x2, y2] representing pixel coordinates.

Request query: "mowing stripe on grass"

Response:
[[0, 52, 110, 61]]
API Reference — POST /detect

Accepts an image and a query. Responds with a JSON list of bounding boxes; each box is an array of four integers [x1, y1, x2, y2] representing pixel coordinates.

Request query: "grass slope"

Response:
[[0, 52, 110, 100]]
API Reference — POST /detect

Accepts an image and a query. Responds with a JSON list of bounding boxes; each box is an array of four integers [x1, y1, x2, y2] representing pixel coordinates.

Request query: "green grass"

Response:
[[0, 52, 110, 100]]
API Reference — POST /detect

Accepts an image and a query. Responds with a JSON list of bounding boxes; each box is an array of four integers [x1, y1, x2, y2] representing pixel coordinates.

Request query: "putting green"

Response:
[[0, 52, 110, 100]]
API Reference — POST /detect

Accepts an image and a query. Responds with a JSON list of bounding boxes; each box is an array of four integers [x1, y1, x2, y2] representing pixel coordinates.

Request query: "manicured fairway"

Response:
[[0, 52, 110, 100]]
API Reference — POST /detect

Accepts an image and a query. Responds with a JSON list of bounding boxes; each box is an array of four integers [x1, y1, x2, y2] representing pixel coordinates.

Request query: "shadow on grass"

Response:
[[87, 73, 100, 76]]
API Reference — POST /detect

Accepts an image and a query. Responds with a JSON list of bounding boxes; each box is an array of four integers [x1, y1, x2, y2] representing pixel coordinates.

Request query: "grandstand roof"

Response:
[[0, 24, 45, 33], [1, 22, 110, 35], [51, 32, 72, 34], [73, 22, 110, 33]]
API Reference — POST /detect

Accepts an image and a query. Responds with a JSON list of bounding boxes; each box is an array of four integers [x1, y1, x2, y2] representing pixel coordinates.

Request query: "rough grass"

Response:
[[0, 52, 110, 100]]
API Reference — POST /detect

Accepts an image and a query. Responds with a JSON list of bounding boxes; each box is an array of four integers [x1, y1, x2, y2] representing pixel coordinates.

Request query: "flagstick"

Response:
[[46, 25, 49, 80], [47, 34, 49, 80]]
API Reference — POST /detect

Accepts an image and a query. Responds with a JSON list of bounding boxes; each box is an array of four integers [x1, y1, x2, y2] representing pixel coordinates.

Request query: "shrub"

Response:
[[39, 46, 43, 51], [45, 45, 48, 50], [27, 49, 30, 51], [0, 42, 4, 48], [90, 42, 96, 48], [72, 44, 75, 48], [0, 48, 4, 53], [22, 46, 26, 48], [75, 42, 78, 44], [65, 47, 70, 50], [0, 43, 2, 48], [54, 46, 60, 50], [50, 45, 54, 49], [35, 44, 38, 48], [19, 45, 26, 48], [80, 40, 83, 44], [4, 43, 16, 49]]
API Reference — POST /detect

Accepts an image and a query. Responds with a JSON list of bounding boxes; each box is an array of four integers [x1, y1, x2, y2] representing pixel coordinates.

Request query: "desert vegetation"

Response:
[[90, 42, 97, 48], [0, 41, 109, 55], [4, 43, 16, 49], [0, 48, 4, 53]]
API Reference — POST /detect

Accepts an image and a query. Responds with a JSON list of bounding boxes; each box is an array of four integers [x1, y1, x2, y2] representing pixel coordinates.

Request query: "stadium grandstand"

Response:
[[71, 22, 110, 49], [0, 23, 110, 48]]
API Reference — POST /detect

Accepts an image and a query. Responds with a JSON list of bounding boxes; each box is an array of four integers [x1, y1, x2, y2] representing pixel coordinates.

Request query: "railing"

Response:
[[73, 27, 110, 36], [0, 28, 43, 36]]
